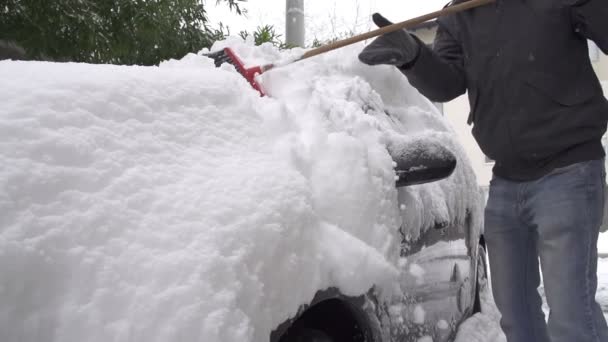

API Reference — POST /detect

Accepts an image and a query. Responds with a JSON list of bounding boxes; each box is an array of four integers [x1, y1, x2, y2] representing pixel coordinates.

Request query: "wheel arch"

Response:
[[270, 287, 383, 342]]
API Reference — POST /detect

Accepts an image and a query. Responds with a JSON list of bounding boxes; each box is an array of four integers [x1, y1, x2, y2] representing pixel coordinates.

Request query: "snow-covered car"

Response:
[[0, 40, 485, 342]]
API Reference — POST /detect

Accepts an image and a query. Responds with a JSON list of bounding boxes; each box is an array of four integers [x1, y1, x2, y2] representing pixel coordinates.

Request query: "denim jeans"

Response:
[[485, 159, 608, 342]]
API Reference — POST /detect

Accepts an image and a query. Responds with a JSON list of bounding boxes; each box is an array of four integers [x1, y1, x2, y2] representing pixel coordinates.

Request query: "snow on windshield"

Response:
[[0, 38, 481, 342]]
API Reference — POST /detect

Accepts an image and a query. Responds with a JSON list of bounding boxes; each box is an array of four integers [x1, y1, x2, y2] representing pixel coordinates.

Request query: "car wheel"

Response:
[[290, 328, 334, 342], [473, 243, 488, 313]]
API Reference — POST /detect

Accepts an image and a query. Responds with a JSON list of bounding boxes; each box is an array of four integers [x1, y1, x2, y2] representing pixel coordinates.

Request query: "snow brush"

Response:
[[204, 0, 495, 96]]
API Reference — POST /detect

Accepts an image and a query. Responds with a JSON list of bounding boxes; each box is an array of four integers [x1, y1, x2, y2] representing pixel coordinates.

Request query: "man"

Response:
[[358, 1, 608, 341]]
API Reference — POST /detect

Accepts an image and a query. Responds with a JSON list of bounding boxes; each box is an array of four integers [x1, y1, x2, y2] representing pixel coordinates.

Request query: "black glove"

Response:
[[358, 13, 421, 67]]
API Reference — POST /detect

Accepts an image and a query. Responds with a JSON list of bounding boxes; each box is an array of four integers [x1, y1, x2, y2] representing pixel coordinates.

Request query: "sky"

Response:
[[205, 0, 448, 45]]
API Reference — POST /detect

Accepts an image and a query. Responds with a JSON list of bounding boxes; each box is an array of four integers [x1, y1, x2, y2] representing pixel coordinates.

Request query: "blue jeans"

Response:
[[485, 159, 608, 342]]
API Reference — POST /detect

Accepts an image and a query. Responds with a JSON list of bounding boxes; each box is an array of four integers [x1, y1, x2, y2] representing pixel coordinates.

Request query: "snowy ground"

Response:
[[593, 233, 608, 319], [454, 280, 505, 342], [596, 258, 608, 319]]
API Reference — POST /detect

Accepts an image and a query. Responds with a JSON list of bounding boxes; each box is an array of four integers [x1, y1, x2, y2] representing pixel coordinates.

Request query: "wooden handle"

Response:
[[298, 0, 496, 61]]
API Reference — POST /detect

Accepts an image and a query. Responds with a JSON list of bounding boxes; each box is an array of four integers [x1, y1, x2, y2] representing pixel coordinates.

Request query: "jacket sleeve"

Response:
[[569, 0, 608, 54], [400, 22, 467, 103]]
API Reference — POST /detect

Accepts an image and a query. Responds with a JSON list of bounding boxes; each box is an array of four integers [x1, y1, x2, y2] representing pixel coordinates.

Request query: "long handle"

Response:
[[297, 0, 495, 61]]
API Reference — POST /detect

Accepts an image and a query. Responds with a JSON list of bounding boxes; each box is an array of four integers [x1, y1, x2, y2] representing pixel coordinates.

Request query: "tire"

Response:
[[473, 243, 488, 313], [291, 328, 334, 342]]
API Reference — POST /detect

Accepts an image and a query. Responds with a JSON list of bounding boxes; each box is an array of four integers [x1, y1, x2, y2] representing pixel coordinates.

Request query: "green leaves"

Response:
[[239, 25, 296, 50], [0, 0, 240, 65]]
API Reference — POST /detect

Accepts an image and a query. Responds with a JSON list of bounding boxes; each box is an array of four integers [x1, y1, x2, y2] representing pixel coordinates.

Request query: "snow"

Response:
[[596, 257, 608, 318], [413, 305, 426, 324], [599, 231, 608, 255], [0, 38, 482, 342], [409, 263, 426, 285], [436, 319, 449, 330], [454, 279, 506, 342]]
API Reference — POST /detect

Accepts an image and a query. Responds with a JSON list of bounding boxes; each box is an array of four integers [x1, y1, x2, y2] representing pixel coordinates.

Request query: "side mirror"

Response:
[[388, 137, 457, 187]]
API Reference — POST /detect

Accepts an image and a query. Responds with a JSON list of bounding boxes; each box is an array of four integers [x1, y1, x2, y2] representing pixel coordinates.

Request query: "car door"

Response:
[[392, 190, 475, 342]]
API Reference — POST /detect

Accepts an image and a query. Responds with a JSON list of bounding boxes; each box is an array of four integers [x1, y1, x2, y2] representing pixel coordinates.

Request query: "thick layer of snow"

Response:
[[0, 38, 481, 342]]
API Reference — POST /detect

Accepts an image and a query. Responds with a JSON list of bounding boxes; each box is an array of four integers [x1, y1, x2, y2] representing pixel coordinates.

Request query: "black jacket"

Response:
[[403, 0, 608, 180]]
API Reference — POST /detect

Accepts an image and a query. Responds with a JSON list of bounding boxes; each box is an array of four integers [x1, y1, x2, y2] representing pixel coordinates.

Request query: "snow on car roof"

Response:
[[0, 38, 482, 342]]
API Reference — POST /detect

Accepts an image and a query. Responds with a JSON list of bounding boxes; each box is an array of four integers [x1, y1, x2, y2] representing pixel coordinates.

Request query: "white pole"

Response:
[[286, 0, 305, 47]]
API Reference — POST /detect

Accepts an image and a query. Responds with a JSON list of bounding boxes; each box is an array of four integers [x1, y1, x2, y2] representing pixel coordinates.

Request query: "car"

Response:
[[0, 42, 486, 342]]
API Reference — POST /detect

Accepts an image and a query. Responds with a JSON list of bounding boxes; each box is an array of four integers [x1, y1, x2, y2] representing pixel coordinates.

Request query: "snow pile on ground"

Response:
[[596, 257, 608, 319], [454, 271, 506, 342], [0, 37, 480, 342]]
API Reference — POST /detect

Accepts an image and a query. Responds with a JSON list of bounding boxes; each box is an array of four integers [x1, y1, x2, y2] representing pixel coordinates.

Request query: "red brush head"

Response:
[[223, 48, 266, 96]]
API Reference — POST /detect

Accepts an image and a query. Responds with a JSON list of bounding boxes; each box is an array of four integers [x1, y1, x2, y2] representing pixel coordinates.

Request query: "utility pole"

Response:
[[286, 0, 305, 47]]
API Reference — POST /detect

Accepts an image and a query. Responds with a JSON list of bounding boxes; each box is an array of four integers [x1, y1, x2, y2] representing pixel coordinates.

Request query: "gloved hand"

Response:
[[358, 13, 421, 67]]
